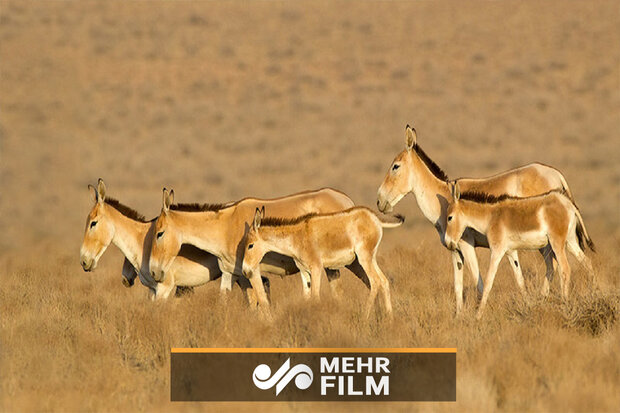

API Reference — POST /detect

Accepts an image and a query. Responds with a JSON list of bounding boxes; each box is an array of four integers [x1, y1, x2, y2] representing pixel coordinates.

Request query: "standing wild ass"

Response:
[[79, 179, 267, 300], [148, 188, 355, 308], [242, 207, 403, 317], [444, 181, 595, 318], [377, 124, 577, 314]]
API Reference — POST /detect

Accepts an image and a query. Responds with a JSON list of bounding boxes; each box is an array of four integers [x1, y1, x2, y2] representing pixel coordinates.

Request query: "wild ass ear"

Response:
[[451, 181, 461, 201], [405, 124, 417, 150], [260, 205, 265, 218], [88, 184, 98, 203], [162, 188, 174, 214], [253, 207, 263, 230], [96, 178, 106, 203], [169, 189, 175, 207]]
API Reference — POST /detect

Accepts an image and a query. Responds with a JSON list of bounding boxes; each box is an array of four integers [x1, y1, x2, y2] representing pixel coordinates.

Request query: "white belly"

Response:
[[172, 262, 215, 287], [506, 231, 549, 250], [321, 249, 356, 269]]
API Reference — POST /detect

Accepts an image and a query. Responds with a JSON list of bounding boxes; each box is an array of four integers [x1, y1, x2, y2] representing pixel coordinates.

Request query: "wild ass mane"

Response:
[[104, 198, 149, 223], [413, 144, 449, 182], [459, 188, 567, 204], [170, 202, 236, 212], [260, 213, 319, 227]]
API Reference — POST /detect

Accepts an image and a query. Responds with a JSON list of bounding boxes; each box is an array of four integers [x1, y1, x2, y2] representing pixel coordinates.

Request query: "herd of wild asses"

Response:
[[80, 124, 595, 319]]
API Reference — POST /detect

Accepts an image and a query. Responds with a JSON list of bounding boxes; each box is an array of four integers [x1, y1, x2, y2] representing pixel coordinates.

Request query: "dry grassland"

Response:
[[1, 1, 619, 412]]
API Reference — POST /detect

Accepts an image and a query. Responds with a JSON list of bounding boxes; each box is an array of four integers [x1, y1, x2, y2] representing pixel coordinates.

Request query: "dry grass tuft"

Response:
[[507, 290, 619, 337], [563, 293, 619, 336]]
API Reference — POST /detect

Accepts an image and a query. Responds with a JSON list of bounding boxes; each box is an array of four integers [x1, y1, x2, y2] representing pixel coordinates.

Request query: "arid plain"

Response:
[[1, 1, 619, 412]]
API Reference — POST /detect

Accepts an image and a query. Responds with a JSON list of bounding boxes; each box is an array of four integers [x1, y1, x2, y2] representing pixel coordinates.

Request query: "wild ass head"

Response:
[[80, 179, 115, 271], [376, 125, 419, 213], [241, 206, 267, 278], [149, 188, 183, 282], [444, 181, 466, 251]]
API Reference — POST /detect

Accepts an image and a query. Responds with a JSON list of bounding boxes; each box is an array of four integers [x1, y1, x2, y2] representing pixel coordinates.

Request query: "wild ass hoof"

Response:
[[122, 277, 134, 288]]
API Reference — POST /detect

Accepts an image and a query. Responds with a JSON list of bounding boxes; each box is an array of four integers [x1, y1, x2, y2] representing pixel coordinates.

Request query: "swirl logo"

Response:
[[252, 358, 313, 396]]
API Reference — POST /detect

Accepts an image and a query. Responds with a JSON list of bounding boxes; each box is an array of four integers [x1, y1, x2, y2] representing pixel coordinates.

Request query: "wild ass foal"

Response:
[[376, 124, 577, 315], [149, 188, 355, 309], [242, 207, 403, 317], [80, 179, 263, 300], [444, 182, 595, 319]]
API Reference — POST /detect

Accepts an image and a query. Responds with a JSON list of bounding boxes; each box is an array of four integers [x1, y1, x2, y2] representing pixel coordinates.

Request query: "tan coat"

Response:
[[242, 207, 403, 317], [80, 180, 236, 300], [444, 182, 594, 319], [376, 124, 578, 315], [149, 187, 355, 303]]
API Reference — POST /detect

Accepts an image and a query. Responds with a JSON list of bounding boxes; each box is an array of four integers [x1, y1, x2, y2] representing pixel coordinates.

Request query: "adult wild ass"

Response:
[[149, 188, 356, 308], [444, 182, 595, 319], [79, 179, 267, 300], [241, 207, 403, 317], [376, 124, 577, 315]]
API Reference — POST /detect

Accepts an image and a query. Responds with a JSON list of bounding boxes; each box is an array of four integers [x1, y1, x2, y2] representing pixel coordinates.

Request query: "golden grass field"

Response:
[[1, 1, 619, 411]]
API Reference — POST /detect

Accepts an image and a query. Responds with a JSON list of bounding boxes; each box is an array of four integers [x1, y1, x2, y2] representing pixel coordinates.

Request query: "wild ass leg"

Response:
[[346, 258, 371, 288], [237, 275, 271, 307], [247, 271, 271, 313], [121, 258, 136, 288], [476, 248, 505, 320], [505, 250, 526, 296], [326, 269, 343, 299], [345, 257, 377, 318], [357, 254, 382, 319], [310, 266, 325, 300], [551, 239, 571, 299], [155, 277, 176, 300], [220, 272, 234, 294], [566, 236, 595, 282], [539, 245, 556, 296], [451, 250, 465, 316], [300, 270, 312, 299], [236, 276, 257, 307], [459, 234, 483, 298], [372, 258, 393, 318]]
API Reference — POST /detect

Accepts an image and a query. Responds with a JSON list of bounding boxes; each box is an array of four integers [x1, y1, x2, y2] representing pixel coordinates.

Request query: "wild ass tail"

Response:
[[558, 171, 576, 203], [377, 213, 405, 228], [574, 208, 596, 253]]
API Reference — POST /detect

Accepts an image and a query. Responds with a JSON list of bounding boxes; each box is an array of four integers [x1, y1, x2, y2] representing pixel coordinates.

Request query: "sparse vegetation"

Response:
[[1, 1, 618, 412]]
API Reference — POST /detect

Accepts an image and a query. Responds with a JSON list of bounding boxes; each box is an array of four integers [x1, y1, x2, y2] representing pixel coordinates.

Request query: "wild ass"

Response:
[[444, 181, 595, 319], [376, 124, 577, 315], [79, 179, 266, 300], [242, 207, 403, 317], [149, 187, 356, 308]]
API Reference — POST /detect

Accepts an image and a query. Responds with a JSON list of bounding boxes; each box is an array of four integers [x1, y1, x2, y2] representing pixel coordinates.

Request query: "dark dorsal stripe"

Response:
[[260, 213, 318, 227], [459, 188, 566, 204], [170, 202, 235, 212], [105, 198, 149, 222], [414, 144, 449, 182], [459, 192, 513, 204]]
